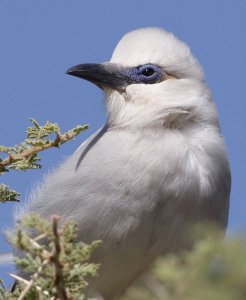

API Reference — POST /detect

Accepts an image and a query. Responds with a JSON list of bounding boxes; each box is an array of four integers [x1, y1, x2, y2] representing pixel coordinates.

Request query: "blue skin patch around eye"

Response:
[[66, 62, 166, 91], [128, 64, 164, 84]]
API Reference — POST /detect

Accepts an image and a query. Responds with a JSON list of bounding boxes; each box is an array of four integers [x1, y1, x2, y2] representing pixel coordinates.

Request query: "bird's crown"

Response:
[[111, 27, 204, 80]]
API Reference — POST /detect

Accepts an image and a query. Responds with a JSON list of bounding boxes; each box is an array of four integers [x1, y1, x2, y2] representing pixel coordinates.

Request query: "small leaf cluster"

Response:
[[0, 184, 20, 203], [0, 142, 41, 173], [0, 118, 88, 203], [2, 214, 100, 300], [121, 231, 246, 300]]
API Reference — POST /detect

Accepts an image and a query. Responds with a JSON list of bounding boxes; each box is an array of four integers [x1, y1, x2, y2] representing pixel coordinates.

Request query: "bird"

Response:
[[15, 27, 231, 299]]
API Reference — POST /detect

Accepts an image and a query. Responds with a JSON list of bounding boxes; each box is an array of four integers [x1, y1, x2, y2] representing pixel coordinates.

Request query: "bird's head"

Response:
[[67, 28, 218, 129]]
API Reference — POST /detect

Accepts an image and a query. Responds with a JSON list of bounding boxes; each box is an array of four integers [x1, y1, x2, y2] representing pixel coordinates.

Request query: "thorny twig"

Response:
[[16, 259, 49, 300], [51, 215, 68, 300], [9, 273, 51, 299], [0, 129, 87, 169], [10, 216, 69, 300]]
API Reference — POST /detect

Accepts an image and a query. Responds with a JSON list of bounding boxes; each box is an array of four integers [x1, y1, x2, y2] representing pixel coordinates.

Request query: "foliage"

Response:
[[2, 222, 246, 300], [0, 185, 20, 203], [120, 233, 246, 300], [1, 214, 100, 300], [0, 118, 102, 299], [0, 118, 88, 203]]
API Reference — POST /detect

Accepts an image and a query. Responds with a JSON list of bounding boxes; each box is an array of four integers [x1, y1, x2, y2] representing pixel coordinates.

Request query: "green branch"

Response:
[[0, 118, 88, 203], [2, 214, 100, 299]]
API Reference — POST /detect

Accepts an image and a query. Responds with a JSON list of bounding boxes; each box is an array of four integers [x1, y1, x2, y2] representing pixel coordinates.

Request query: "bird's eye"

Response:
[[141, 67, 155, 77], [128, 64, 164, 84], [135, 64, 162, 84]]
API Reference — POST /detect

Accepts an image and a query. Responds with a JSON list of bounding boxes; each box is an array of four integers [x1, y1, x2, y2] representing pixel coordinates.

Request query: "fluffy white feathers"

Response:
[[16, 28, 230, 299]]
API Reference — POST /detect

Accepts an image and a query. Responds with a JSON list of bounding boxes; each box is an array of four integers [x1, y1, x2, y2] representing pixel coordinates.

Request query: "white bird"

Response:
[[16, 27, 230, 299]]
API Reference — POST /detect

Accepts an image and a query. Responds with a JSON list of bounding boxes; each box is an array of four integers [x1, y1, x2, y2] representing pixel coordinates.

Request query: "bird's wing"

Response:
[[75, 124, 108, 170]]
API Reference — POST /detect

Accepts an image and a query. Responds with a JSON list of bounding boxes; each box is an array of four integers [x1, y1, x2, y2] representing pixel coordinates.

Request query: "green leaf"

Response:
[[6, 214, 101, 299], [0, 184, 20, 203]]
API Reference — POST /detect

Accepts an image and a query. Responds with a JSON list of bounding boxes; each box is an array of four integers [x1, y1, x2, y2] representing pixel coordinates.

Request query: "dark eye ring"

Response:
[[137, 64, 161, 83], [129, 64, 162, 84]]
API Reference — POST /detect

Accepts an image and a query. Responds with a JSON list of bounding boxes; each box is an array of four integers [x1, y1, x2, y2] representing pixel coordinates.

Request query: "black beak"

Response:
[[66, 63, 134, 91]]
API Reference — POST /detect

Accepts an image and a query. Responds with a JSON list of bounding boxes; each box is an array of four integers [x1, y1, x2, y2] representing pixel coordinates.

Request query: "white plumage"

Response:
[[16, 28, 230, 299]]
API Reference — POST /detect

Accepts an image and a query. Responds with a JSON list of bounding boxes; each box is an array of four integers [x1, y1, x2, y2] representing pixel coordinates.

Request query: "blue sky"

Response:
[[0, 0, 245, 287]]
